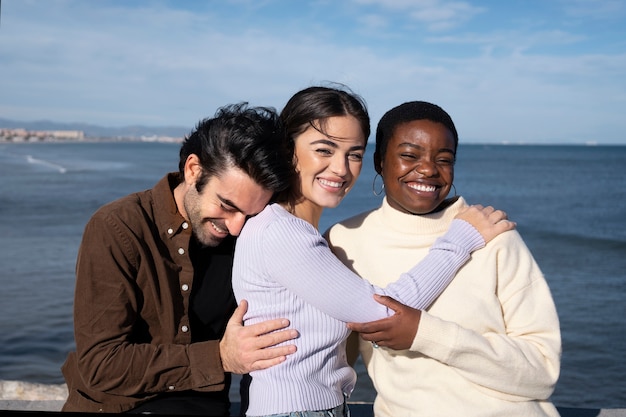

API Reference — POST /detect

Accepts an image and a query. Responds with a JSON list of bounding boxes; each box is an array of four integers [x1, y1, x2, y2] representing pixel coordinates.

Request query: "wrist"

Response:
[[445, 219, 485, 252]]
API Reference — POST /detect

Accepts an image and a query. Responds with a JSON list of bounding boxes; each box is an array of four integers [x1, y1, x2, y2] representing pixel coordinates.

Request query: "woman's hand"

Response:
[[455, 204, 516, 244], [347, 294, 421, 350]]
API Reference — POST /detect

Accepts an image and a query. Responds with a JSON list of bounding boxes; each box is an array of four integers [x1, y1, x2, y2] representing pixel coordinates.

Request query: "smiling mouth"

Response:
[[318, 178, 344, 189], [210, 221, 228, 235], [407, 183, 438, 192]]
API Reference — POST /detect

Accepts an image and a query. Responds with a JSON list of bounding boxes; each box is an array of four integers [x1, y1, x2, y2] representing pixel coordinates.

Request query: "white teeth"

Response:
[[318, 178, 343, 188], [210, 221, 227, 234], [408, 183, 437, 192]]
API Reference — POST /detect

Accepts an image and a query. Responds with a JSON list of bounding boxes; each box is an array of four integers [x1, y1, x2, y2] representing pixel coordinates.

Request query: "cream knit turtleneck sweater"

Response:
[[327, 196, 561, 417]]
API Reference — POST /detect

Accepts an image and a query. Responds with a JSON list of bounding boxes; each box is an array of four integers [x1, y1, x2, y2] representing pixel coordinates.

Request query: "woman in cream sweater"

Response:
[[326, 101, 561, 417]]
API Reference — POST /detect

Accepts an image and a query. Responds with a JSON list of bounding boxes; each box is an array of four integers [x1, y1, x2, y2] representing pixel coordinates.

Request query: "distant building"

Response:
[[0, 127, 182, 143], [0, 128, 85, 142], [51, 130, 84, 140]]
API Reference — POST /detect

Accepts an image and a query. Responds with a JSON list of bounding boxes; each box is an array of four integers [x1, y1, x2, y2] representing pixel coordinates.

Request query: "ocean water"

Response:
[[0, 141, 624, 409]]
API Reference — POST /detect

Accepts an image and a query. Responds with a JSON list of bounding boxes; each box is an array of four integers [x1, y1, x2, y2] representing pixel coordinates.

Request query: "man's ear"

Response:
[[183, 154, 202, 185]]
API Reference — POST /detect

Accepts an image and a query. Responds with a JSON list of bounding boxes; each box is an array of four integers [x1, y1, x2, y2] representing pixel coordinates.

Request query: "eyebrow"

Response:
[[216, 194, 244, 213], [398, 142, 455, 154], [311, 138, 366, 151]]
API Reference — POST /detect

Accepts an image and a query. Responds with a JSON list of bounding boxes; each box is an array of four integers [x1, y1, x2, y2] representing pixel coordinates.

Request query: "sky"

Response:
[[1, 0, 625, 144]]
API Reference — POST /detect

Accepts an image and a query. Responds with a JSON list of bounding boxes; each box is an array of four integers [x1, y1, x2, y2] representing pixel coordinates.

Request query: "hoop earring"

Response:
[[372, 174, 385, 196], [451, 183, 457, 197]]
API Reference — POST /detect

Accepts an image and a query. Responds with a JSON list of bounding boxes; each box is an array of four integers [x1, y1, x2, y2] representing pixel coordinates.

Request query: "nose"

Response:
[[330, 154, 349, 177], [226, 212, 248, 237], [414, 159, 438, 177]]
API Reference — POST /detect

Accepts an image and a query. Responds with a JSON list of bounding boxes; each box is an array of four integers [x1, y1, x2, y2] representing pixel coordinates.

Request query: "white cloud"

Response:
[[559, 0, 625, 19], [352, 0, 485, 31], [1, 0, 625, 143]]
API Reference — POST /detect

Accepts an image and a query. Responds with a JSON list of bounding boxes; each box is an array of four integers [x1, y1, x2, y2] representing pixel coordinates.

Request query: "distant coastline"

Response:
[[0, 127, 182, 144], [2, 117, 624, 146], [1, 121, 623, 146], [2, 136, 623, 146], [0, 117, 188, 143]]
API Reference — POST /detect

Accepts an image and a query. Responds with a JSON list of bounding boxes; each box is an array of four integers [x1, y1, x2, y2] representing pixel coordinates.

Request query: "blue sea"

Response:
[[0, 141, 625, 409]]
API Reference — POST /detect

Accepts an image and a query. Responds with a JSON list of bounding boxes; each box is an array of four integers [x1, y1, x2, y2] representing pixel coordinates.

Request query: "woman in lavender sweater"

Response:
[[231, 85, 514, 417]]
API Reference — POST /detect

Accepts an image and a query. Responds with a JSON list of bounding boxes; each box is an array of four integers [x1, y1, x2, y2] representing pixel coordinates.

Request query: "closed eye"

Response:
[[316, 147, 333, 156], [220, 203, 238, 213], [348, 152, 364, 161]]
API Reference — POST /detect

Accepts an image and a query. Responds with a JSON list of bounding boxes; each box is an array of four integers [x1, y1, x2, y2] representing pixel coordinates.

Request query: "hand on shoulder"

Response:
[[455, 205, 516, 244]]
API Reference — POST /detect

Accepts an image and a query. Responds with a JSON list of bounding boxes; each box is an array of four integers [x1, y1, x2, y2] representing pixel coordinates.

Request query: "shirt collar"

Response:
[[153, 172, 191, 240]]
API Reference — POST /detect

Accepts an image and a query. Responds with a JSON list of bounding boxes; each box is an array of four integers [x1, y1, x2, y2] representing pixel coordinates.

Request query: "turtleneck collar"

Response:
[[379, 196, 468, 236]]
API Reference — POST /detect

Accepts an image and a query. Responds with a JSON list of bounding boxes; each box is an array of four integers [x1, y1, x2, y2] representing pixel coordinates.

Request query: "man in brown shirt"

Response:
[[61, 104, 298, 415]]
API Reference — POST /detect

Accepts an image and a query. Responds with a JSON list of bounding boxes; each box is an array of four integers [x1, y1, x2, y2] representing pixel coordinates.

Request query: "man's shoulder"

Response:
[[93, 188, 150, 217], [86, 187, 159, 237], [92, 174, 172, 220]]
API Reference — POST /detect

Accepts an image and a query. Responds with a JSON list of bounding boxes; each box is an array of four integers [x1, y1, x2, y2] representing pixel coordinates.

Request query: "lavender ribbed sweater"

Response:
[[232, 203, 484, 416]]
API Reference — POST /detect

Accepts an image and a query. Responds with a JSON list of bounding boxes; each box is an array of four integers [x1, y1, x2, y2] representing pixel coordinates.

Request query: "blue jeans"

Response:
[[259, 401, 350, 417]]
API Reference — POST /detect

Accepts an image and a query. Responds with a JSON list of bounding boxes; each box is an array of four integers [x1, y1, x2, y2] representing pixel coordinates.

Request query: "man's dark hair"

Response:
[[178, 103, 294, 195], [375, 101, 459, 162]]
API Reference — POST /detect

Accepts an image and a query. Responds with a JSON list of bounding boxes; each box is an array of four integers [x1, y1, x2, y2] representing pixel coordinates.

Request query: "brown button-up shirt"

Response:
[[61, 173, 234, 413]]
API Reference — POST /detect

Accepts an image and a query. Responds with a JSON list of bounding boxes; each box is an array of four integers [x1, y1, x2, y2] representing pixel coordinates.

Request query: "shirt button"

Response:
[[178, 248, 185, 255], [168, 385, 175, 391], [181, 325, 189, 332], [182, 222, 189, 230], [181, 284, 189, 292], [167, 228, 174, 235]]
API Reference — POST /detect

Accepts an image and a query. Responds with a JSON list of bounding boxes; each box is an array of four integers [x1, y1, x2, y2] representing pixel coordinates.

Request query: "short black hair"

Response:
[[375, 101, 458, 162]]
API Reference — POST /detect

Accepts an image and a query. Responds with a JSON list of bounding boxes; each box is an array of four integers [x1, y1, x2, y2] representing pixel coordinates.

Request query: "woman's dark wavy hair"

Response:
[[276, 84, 370, 204], [375, 101, 459, 163], [178, 103, 294, 196]]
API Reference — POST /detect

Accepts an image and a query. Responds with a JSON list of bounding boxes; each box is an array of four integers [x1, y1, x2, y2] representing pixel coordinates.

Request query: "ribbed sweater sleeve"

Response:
[[238, 205, 484, 323]]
